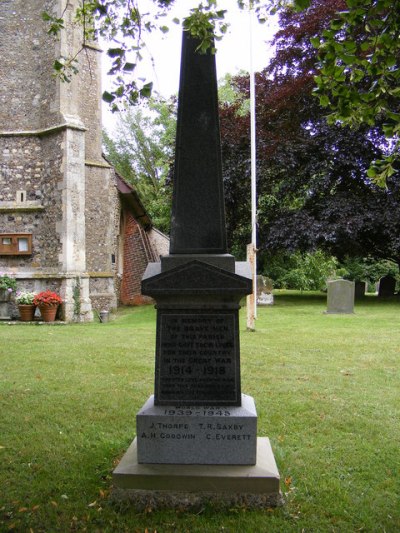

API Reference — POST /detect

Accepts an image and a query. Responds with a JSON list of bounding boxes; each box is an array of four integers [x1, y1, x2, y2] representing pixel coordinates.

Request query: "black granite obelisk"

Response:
[[170, 32, 227, 255]]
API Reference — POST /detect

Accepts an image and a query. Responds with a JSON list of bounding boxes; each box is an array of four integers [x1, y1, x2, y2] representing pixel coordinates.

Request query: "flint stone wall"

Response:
[[1, 0, 61, 131], [0, 133, 63, 271]]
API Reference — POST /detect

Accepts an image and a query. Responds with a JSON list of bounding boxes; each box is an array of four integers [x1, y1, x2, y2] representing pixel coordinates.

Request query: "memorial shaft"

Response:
[[170, 32, 228, 254]]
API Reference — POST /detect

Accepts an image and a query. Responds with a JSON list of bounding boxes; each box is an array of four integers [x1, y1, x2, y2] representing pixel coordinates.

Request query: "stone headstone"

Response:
[[378, 275, 396, 298], [354, 281, 366, 299], [256, 275, 274, 306], [326, 279, 355, 314], [113, 30, 280, 503]]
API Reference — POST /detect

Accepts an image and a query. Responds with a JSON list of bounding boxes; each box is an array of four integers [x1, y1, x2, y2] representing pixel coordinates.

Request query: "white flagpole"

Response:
[[250, 0, 257, 321], [247, 0, 257, 329]]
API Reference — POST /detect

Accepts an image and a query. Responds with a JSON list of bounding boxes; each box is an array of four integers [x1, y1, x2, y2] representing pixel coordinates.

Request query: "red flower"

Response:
[[33, 290, 63, 306]]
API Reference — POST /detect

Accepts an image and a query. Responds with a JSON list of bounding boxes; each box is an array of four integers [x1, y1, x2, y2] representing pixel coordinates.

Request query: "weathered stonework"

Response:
[[1, 0, 62, 131], [0, 0, 168, 321]]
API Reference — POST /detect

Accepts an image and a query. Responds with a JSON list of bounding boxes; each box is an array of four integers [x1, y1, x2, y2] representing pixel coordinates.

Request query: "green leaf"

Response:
[[350, 69, 365, 82], [386, 56, 396, 68], [330, 19, 343, 30], [340, 54, 356, 65], [386, 111, 400, 122], [107, 48, 124, 58], [102, 91, 115, 103], [123, 62, 136, 72], [382, 124, 394, 137], [310, 37, 320, 48], [294, 0, 311, 11], [140, 82, 153, 98], [53, 60, 63, 72], [319, 94, 330, 107], [322, 29, 334, 39]]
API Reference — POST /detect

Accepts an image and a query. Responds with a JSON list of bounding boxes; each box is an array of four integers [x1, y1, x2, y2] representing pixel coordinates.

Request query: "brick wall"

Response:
[[120, 211, 153, 305]]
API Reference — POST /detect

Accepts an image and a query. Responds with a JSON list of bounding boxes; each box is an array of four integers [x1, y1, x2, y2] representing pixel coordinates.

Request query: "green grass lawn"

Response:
[[1, 292, 399, 532]]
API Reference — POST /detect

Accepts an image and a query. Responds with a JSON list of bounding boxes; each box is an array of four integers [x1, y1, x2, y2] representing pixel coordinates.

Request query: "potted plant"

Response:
[[16, 291, 37, 322], [0, 273, 17, 319], [0, 272, 17, 296], [33, 290, 63, 322]]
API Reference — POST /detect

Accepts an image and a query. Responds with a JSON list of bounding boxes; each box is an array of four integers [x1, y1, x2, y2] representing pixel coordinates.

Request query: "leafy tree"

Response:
[[44, 0, 400, 265], [339, 256, 399, 284], [262, 250, 337, 290], [103, 97, 176, 233], [311, 0, 400, 184], [220, 0, 400, 272], [43, 0, 309, 109]]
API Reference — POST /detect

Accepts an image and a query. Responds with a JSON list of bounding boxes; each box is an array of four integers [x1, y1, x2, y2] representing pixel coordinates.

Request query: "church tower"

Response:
[[0, 0, 121, 320]]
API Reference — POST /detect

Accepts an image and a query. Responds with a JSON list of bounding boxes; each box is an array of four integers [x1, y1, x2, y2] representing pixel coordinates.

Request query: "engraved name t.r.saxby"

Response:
[[140, 415, 252, 442]]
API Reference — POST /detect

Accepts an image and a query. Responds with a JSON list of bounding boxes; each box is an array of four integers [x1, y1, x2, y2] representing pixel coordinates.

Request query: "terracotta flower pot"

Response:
[[18, 304, 36, 322], [38, 304, 59, 322]]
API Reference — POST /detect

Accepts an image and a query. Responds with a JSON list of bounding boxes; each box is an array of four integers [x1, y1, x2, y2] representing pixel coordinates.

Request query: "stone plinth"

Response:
[[0, 289, 11, 320], [141, 260, 252, 406], [0, 304, 11, 320], [137, 394, 257, 465], [113, 437, 280, 497]]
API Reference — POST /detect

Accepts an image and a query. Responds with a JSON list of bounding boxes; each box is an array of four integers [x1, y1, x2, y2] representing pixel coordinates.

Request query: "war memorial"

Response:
[[113, 31, 280, 508]]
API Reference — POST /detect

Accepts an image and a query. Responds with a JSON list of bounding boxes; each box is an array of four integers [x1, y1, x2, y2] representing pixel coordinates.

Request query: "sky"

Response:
[[102, 1, 278, 133]]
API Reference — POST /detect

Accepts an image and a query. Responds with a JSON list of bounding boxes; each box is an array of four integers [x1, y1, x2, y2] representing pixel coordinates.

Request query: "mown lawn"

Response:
[[0, 292, 399, 532]]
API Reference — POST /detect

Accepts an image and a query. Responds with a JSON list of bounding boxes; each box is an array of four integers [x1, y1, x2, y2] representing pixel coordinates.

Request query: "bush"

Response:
[[0, 273, 17, 293], [262, 251, 337, 291], [339, 257, 399, 286]]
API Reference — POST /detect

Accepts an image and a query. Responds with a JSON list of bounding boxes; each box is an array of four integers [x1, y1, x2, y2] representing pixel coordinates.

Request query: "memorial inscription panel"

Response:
[[137, 394, 257, 464], [155, 310, 241, 405]]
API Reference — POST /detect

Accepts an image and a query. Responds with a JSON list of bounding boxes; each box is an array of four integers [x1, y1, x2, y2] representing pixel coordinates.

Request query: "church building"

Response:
[[0, 0, 168, 321]]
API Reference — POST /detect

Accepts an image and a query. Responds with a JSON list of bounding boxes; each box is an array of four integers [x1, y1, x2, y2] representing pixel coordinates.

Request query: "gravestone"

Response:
[[378, 275, 396, 298], [113, 31, 280, 505], [326, 279, 355, 314], [257, 275, 274, 306], [354, 281, 366, 299]]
